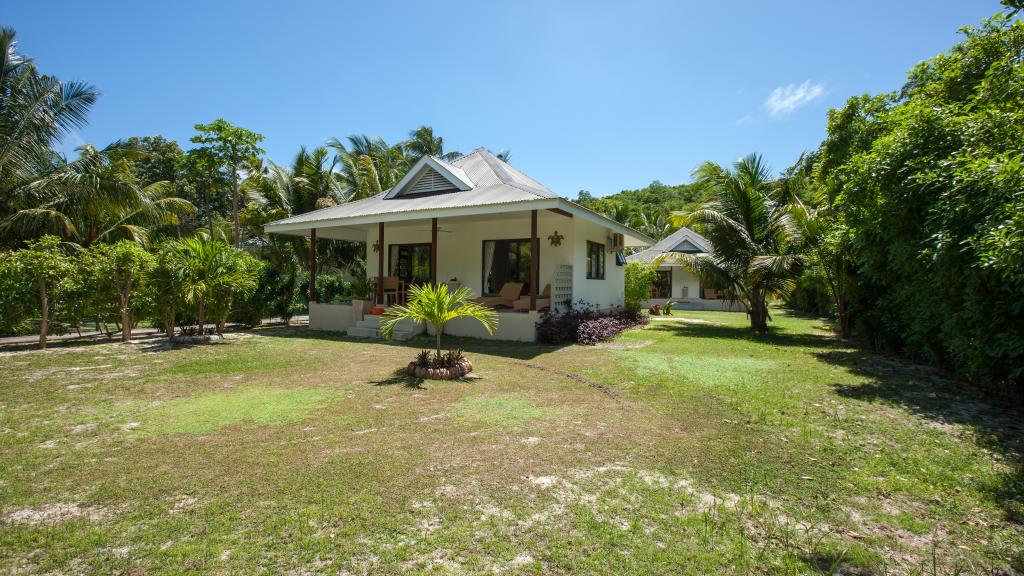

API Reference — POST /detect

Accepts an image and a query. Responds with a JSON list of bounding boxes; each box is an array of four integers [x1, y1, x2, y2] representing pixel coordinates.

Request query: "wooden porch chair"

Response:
[[512, 284, 551, 311], [381, 276, 405, 306], [473, 282, 524, 308]]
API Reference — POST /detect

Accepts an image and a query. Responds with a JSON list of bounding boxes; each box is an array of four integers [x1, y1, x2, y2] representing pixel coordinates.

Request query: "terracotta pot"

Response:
[[415, 367, 425, 379], [407, 362, 416, 376]]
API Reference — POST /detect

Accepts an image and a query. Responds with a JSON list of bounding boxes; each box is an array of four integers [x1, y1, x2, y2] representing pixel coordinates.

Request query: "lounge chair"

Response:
[[474, 282, 524, 308], [512, 284, 551, 311]]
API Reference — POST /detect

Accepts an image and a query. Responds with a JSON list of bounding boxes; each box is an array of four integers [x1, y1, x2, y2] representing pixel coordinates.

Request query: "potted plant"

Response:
[[349, 275, 374, 321], [380, 284, 498, 380]]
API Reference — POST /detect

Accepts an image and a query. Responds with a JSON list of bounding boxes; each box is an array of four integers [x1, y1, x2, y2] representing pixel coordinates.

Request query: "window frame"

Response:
[[586, 240, 606, 280], [481, 238, 538, 296]]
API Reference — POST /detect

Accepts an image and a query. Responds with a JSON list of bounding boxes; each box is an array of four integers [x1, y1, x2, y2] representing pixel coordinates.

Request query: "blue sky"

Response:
[[6, 1, 1003, 197]]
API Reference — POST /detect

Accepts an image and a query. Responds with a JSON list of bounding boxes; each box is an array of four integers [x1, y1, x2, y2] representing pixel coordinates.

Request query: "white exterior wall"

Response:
[[428, 311, 538, 342], [363, 211, 580, 300], [571, 216, 625, 310], [665, 265, 701, 300]]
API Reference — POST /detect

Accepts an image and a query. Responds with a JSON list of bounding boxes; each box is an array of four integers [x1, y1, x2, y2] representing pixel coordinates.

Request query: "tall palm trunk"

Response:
[[197, 300, 206, 336], [748, 289, 769, 333], [164, 305, 176, 338]]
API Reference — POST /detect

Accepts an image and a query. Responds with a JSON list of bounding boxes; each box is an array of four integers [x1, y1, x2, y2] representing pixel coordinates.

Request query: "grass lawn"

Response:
[[1, 310, 1021, 574]]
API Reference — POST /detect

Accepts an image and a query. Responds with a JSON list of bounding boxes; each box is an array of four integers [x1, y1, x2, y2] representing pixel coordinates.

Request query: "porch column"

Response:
[[377, 222, 385, 305], [430, 218, 438, 284], [308, 228, 318, 303], [530, 210, 538, 310]]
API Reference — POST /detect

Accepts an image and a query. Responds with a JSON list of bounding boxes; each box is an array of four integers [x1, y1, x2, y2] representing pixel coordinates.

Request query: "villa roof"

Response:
[[626, 226, 713, 263], [265, 147, 652, 245]]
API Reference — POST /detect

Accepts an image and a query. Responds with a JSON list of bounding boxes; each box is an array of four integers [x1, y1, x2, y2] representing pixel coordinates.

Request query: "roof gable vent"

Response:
[[404, 166, 459, 195], [670, 238, 704, 254]]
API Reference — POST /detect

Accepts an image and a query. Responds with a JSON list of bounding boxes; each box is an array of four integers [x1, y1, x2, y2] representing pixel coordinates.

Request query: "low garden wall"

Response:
[[429, 310, 539, 342], [309, 302, 357, 332]]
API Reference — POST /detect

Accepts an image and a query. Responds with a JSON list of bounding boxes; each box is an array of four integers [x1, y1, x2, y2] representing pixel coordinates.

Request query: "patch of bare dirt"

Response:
[[6, 502, 122, 525]]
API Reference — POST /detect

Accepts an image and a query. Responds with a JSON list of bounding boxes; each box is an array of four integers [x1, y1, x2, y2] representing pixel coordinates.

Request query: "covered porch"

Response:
[[265, 148, 651, 341], [300, 207, 591, 342]]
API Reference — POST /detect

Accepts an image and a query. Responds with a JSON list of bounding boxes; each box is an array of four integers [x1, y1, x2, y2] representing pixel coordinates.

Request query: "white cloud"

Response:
[[764, 81, 825, 117]]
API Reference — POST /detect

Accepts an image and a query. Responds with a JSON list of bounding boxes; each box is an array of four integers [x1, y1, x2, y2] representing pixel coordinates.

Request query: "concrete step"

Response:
[[354, 315, 421, 331]]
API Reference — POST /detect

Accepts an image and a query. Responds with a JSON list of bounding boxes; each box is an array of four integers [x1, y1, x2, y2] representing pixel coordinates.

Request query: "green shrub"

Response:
[[624, 261, 658, 312]]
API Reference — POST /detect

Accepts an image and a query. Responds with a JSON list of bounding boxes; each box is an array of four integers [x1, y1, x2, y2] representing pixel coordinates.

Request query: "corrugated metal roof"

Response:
[[626, 227, 713, 262], [269, 148, 559, 227], [265, 148, 654, 246]]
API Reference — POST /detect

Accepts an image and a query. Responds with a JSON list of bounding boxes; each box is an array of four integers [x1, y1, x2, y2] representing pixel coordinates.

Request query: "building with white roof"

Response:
[[265, 148, 653, 341]]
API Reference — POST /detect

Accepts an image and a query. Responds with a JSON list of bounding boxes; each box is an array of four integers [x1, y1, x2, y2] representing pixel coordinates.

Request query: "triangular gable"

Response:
[[669, 238, 705, 253], [384, 155, 473, 199]]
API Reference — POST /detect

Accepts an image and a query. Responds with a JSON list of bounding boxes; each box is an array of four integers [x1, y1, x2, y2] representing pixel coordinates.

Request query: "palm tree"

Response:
[[0, 27, 102, 247], [669, 154, 803, 332], [403, 126, 460, 162], [1, 142, 194, 247], [602, 202, 634, 225], [633, 208, 673, 241], [328, 135, 407, 200], [791, 180, 853, 339], [380, 283, 498, 358], [247, 146, 348, 283], [167, 237, 253, 335]]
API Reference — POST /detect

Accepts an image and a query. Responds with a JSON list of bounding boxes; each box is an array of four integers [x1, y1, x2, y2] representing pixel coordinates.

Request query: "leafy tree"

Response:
[[380, 283, 498, 358], [91, 241, 154, 341], [179, 146, 230, 239], [124, 135, 183, 188], [815, 13, 1024, 388], [16, 236, 74, 348], [624, 261, 660, 311], [190, 120, 265, 248], [146, 243, 185, 338], [670, 155, 803, 332], [0, 249, 33, 334], [403, 126, 460, 162], [573, 181, 705, 241]]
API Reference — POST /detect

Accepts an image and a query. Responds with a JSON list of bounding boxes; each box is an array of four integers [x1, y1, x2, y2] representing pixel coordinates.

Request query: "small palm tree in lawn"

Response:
[[380, 283, 498, 359], [670, 154, 803, 332]]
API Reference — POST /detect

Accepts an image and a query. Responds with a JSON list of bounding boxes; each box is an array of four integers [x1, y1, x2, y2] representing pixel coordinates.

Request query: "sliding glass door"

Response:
[[482, 239, 535, 295], [389, 244, 432, 286]]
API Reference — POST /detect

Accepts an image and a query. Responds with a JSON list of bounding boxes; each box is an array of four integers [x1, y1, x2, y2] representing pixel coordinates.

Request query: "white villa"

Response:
[[265, 148, 652, 342], [625, 226, 745, 311]]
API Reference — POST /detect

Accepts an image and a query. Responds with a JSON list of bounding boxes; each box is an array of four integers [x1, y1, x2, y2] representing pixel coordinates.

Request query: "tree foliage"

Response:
[[671, 155, 803, 332], [814, 13, 1024, 388], [190, 120, 265, 248], [624, 261, 659, 312], [380, 283, 498, 358]]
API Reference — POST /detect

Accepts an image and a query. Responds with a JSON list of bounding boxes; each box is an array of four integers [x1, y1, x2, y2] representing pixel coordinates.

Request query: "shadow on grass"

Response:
[[252, 325, 566, 360], [649, 319, 838, 350], [816, 347, 1024, 523], [371, 368, 424, 389]]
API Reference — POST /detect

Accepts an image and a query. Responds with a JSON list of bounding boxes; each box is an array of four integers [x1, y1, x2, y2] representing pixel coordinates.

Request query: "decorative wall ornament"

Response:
[[372, 240, 380, 253], [547, 230, 564, 247]]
